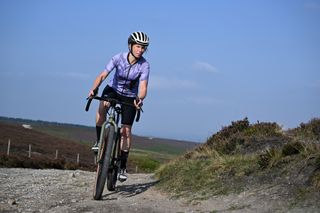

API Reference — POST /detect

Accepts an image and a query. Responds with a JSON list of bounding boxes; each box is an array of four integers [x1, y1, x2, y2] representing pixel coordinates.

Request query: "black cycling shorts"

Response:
[[102, 86, 136, 126]]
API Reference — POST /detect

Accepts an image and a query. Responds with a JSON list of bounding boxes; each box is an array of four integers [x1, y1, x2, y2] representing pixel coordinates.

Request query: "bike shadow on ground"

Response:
[[102, 179, 159, 200]]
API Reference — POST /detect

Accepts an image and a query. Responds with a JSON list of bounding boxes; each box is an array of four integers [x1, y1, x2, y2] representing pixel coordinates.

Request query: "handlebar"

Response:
[[85, 95, 142, 122], [85, 87, 99, 112]]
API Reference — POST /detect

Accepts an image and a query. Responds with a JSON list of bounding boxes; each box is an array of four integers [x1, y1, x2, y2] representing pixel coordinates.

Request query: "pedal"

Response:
[[91, 146, 99, 153]]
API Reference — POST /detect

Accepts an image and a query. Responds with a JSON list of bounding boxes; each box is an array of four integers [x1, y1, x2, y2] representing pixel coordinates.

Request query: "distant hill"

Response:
[[0, 116, 199, 172], [0, 116, 199, 154], [0, 122, 95, 170]]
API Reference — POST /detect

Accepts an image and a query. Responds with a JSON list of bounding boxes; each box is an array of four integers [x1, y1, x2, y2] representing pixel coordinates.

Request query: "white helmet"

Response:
[[128, 31, 149, 46]]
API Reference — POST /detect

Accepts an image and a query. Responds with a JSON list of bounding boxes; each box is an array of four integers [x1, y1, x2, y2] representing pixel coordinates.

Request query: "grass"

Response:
[[131, 148, 176, 162], [227, 204, 251, 211], [137, 143, 185, 155], [128, 148, 178, 173], [155, 117, 320, 202], [156, 151, 258, 199], [288, 118, 320, 142]]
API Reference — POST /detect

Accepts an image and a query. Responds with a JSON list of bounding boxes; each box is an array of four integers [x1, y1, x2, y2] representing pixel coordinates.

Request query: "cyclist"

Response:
[[88, 31, 150, 182]]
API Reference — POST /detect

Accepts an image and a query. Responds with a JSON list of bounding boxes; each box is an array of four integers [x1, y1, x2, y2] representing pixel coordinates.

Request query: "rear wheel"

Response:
[[93, 126, 115, 200]]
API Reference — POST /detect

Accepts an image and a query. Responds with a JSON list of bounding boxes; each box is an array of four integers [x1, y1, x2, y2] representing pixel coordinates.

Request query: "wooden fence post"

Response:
[[28, 144, 31, 158], [77, 153, 80, 165], [7, 139, 10, 156], [55, 150, 58, 159]]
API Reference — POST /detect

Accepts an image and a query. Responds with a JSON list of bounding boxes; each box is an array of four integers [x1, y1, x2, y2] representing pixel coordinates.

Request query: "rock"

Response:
[[8, 199, 17, 205], [135, 189, 142, 194]]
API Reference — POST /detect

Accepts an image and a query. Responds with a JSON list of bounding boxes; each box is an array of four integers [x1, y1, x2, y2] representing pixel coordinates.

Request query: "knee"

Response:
[[121, 126, 131, 138], [97, 103, 108, 118], [98, 101, 108, 113]]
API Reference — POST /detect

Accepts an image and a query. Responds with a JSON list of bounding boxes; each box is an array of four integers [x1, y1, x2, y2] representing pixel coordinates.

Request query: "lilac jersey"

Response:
[[105, 52, 150, 97]]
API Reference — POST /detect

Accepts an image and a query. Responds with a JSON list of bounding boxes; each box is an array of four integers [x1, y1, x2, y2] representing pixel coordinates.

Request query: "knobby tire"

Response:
[[107, 130, 120, 191], [93, 125, 116, 200]]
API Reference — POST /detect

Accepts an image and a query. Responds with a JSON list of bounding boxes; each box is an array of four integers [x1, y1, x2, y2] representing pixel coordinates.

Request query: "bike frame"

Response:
[[85, 95, 141, 200], [96, 103, 121, 164], [99, 105, 120, 154]]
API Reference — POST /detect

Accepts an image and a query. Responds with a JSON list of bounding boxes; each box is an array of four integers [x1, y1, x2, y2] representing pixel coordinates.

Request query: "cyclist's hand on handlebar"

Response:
[[88, 90, 94, 98], [88, 87, 99, 99], [134, 98, 143, 110]]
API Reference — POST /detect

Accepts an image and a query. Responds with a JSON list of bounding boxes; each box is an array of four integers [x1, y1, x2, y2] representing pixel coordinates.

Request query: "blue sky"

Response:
[[1, 0, 319, 142]]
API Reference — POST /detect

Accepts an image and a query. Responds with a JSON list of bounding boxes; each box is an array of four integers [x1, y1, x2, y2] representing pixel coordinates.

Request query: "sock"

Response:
[[120, 150, 129, 169], [96, 126, 102, 142]]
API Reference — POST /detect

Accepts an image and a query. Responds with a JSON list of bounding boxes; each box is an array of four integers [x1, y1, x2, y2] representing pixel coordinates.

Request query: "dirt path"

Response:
[[0, 168, 319, 213], [0, 168, 206, 213]]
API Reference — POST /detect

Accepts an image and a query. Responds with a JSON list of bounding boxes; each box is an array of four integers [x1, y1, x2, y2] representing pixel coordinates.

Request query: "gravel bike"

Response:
[[85, 92, 141, 200]]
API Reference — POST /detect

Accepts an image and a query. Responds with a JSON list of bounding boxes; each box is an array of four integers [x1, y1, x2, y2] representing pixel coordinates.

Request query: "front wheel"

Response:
[[93, 125, 116, 200], [107, 167, 118, 191], [107, 128, 121, 191]]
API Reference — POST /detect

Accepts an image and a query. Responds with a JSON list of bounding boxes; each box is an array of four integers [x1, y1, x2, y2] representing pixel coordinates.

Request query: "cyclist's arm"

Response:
[[137, 61, 149, 102], [89, 70, 109, 96], [134, 80, 148, 108], [138, 79, 148, 100]]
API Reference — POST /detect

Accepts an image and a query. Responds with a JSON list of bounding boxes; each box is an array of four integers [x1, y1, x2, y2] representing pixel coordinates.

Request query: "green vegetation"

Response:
[[128, 148, 180, 173], [156, 150, 258, 199], [288, 118, 320, 142], [155, 118, 320, 202], [134, 143, 186, 156]]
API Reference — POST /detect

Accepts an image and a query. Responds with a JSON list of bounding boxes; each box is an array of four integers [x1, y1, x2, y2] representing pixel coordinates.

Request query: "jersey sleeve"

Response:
[[104, 54, 119, 72], [140, 61, 150, 81]]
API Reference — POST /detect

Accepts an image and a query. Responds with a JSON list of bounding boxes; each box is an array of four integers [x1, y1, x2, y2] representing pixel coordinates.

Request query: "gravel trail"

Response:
[[1, 168, 319, 213]]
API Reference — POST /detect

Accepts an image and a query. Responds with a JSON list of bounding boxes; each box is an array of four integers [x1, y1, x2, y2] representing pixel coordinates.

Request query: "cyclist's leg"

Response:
[[119, 94, 136, 148], [93, 86, 115, 148], [94, 101, 107, 137], [119, 96, 136, 154], [119, 96, 136, 181], [118, 97, 136, 181], [96, 101, 108, 128], [118, 125, 131, 181], [120, 124, 132, 151], [119, 125, 132, 171], [92, 102, 108, 151]]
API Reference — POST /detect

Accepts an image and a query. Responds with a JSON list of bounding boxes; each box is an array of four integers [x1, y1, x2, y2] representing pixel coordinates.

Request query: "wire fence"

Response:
[[2, 139, 142, 172], [3, 139, 92, 165]]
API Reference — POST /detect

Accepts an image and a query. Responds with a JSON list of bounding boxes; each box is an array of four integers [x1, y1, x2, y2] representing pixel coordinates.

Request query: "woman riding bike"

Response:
[[88, 31, 150, 182]]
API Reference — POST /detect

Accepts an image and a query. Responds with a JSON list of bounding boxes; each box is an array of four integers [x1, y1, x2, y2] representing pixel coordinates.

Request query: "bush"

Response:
[[0, 153, 93, 171], [316, 155, 320, 169], [156, 117, 320, 203], [203, 118, 286, 155], [258, 148, 280, 169], [290, 118, 320, 142], [282, 142, 304, 156], [244, 122, 282, 138]]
